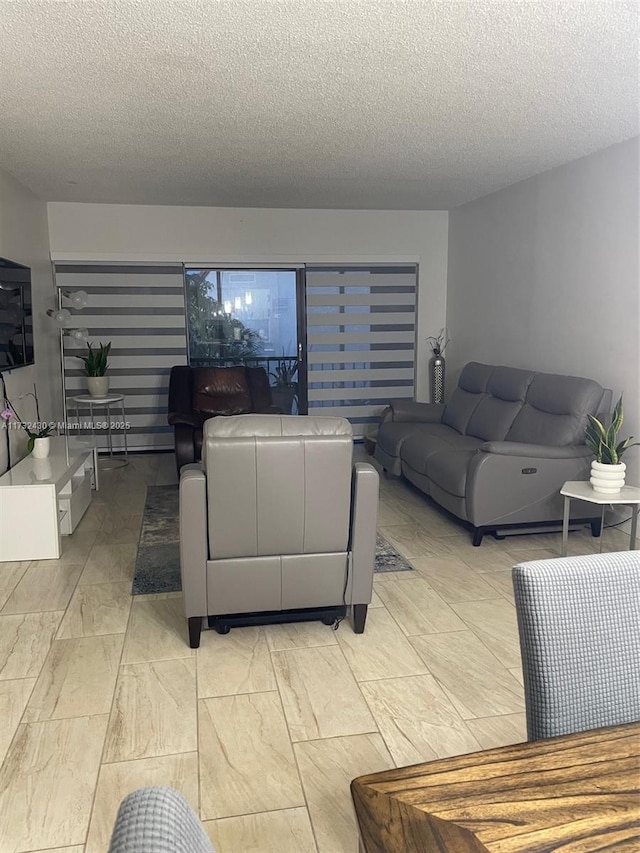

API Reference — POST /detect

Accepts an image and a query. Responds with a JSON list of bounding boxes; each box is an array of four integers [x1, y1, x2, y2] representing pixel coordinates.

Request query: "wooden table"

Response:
[[351, 722, 640, 852]]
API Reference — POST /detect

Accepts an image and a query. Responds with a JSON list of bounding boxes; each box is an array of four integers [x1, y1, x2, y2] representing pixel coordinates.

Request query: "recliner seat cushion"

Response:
[[192, 366, 252, 415], [400, 427, 483, 476]]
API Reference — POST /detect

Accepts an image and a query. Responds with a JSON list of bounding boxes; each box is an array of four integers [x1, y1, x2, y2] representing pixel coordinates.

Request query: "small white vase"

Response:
[[32, 437, 50, 459], [87, 376, 109, 398], [590, 460, 626, 494]]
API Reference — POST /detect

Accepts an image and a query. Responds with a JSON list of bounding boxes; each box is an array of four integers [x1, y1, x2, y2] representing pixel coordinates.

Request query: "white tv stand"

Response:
[[0, 436, 97, 561]]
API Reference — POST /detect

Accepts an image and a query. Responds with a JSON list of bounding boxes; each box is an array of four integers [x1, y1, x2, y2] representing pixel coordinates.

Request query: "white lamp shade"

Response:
[[48, 307, 71, 325], [69, 289, 88, 309]]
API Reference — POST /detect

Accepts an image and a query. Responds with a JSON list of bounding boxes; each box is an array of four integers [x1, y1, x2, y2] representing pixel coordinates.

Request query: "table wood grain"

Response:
[[351, 722, 640, 852]]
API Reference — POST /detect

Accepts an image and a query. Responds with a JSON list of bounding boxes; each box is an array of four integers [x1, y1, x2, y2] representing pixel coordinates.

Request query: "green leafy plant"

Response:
[[585, 395, 638, 464], [76, 341, 111, 376], [269, 352, 298, 388]]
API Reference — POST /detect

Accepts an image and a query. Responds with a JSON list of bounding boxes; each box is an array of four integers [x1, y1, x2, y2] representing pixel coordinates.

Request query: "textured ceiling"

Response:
[[0, 1, 638, 209]]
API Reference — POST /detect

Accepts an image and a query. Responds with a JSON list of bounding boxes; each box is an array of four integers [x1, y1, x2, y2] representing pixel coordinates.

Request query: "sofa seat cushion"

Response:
[[426, 449, 478, 498], [400, 427, 483, 476], [377, 421, 444, 460]]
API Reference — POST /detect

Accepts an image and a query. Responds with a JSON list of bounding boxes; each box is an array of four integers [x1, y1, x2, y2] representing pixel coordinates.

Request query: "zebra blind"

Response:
[[305, 265, 417, 437], [54, 264, 186, 451]]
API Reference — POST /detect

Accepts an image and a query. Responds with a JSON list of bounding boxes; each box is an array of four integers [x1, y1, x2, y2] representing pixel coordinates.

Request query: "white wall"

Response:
[[0, 168, 62, 469], [447, 137, 640, 481], [47, 204, 449, 401]]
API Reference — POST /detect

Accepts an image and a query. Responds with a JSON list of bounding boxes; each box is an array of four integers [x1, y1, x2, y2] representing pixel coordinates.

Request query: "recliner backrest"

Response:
[[203, 415, 353, 560], [506, 372, 605, 446], [466, 366, 534, 441], [441, 362, 493, 435]]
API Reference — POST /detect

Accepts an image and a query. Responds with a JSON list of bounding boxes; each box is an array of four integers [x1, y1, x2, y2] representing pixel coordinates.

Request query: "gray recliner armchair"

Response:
[[179, 414, 379, 648]]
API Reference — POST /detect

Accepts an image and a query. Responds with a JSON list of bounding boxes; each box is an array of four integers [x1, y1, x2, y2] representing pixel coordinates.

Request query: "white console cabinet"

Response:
[[0, 437, 96, 561]]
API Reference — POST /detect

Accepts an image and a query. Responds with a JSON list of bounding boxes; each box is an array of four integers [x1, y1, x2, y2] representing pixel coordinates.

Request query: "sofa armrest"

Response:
[[168, 411, 209, 428], [179, 463, 208, 619], [168, 365, 193, 417], [479, 441, 593, 460], [349, 462, 379, 605], [387, 399, 445, 423]]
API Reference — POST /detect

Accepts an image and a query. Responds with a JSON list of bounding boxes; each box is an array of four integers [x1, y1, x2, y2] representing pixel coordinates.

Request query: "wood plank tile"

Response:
[[482, 568, 516, 601], [379, 524, 454, 559], [294, 734, 393, 853], [104, 658, 197, 762], [121, 598, 193, 663], [24, 634, 124, 722], [31, 530, 98, 568], [466, 713, 527, 749], [1, 563, 83, 614], [451, 598, 522, 669], [410, 631, 525, 719], [374, 577, 467, 635], [0, 678, 36, 764], [56, 581, 132, 638], [0, 562, 30, 610], [80, 543, 137, 584], [360, 674, 480, 766], [0, 715, 108, 851], [0, 611, 63, 681], [199, 692, 305, 819], [204, 807, 317, 853], [272, 646, 376, 741], [264, 621, 338, 651], [94, 513, 143, 545], [411, 556, 499, 602], [84, 752, 199, 853], [198, 626, 276, 698], [336, 608, 428, 682], [27, 848, 84, 853]]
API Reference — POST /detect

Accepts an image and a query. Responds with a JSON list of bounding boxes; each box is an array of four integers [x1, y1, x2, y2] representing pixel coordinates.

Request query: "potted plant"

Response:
[[77, 341, 111, 397], [1, 395, 56, 458], [585, 395, 637, 493], [269, 353, 298, 414]]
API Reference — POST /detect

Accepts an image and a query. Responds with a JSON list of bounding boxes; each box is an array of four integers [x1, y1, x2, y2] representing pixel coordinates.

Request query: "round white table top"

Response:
[[72, 394, 125, 405]]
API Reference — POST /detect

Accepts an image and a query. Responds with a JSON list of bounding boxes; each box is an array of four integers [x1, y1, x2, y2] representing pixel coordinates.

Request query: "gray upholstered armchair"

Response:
[[513, 551, 640, 741], [179, 414, 379, 648]]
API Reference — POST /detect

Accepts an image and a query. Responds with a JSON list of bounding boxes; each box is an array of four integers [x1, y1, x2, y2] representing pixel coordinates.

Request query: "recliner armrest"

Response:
[[168, 411, 209, 428], [179, 463, 208, 618], [349, 462, 379, 605], [479, 441, 593, 459], [387, 399, 445, 424]]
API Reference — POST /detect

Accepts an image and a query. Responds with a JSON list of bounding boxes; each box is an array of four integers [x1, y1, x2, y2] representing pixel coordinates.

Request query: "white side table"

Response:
[[560, 481, 640, 557], [71, 394, 129, 468]]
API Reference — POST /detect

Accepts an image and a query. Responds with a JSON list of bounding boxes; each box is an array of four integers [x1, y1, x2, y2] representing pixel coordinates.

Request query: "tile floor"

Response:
[[0, 450, 629, 853]]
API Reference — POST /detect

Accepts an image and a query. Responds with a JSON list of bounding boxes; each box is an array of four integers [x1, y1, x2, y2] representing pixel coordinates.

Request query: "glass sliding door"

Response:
[[184, 268, 306, 414]]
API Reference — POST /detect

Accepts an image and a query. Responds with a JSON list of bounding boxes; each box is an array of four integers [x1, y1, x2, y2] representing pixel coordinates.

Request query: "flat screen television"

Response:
[[0, 257, 34, 369]]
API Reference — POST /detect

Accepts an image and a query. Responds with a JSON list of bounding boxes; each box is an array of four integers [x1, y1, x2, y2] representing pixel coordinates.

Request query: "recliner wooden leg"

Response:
[[352, 604, 368, 634], [188, 616, 202, 648]]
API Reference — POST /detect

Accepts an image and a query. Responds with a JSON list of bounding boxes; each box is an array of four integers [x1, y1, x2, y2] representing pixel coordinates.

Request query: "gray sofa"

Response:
[[376, 362, 610, 545]]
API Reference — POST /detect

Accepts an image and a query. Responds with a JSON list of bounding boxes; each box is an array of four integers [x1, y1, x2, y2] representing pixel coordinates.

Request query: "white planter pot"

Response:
[[590, 460, 626, 494], [32, 437, 50, 459], [87, 376, 109, 397]]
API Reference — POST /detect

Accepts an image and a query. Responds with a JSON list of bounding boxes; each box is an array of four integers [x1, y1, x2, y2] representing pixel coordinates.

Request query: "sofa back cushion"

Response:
[[441, 362, 493, 435], [506, 373, 604, 446], [466, 366, 534, 441], [192, 366, 252, 415], [245, 366, 273, 410]]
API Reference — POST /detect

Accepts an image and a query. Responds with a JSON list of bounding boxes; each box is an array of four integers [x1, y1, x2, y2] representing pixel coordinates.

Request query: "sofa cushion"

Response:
[[506, 373, 604, 446], [426, 449, 477, 498], [192, 366, 252, 415], [246, 366, 273, 411], [378, 421, 450, 460], [441, 362, 493, 434], [466, 367, 534, 440], [401, 427, 483, 476]]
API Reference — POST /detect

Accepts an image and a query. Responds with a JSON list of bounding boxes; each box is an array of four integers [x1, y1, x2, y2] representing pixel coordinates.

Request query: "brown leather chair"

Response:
[[168, 365, 281, 473], [179, 415, 379, 647]]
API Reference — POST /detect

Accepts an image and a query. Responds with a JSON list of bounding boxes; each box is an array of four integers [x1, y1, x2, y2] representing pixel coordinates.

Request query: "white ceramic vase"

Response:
[[87, 376, 109, 398], [590, 460, 626, 494], [32, 437, 50, 459]]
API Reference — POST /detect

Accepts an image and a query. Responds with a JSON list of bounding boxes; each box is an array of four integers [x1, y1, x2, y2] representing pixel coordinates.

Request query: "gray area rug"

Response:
[[133, 485, 413, 595]]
